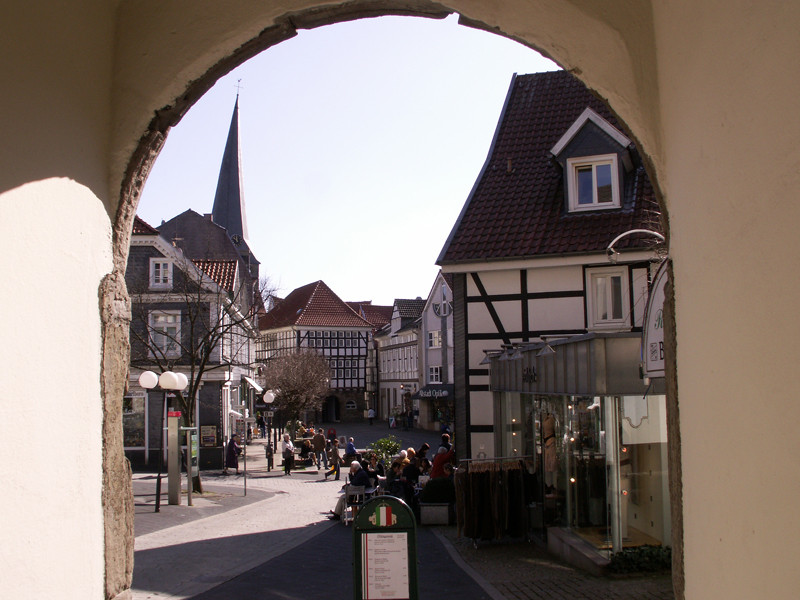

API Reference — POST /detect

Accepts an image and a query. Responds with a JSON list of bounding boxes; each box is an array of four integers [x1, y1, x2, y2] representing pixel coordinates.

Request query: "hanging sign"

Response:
[[642, 260, 669, 378]]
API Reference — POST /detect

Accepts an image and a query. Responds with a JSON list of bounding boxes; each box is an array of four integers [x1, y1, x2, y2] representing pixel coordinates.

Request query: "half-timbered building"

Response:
[[257, 280, 374, 422], [438, 70, 668, 562]]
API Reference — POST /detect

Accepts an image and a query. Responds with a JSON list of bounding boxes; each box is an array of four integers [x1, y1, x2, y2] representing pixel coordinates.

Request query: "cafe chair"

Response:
[[343, 485, 365, 525]]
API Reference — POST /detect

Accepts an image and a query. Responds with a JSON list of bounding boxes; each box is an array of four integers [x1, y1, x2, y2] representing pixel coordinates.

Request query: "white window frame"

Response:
[[567, 154, 620, 212], [429, 366, 442, 384], [149, 258, 173, 289], [585, 266, 630, 330], [428, 330, 442, 348], [149, 310, 181, 357]]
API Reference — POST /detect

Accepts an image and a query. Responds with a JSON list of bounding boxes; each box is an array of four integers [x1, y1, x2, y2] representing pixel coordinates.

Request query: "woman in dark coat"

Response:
[[224, 434, 241, 474]]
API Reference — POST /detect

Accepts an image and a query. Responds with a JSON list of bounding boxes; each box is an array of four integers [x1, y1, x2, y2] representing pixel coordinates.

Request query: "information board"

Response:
[[360, 532, 409, 599]]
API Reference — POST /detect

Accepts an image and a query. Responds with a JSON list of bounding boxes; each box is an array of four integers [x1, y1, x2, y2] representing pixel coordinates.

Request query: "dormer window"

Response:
[[567, 154, 620, 212]]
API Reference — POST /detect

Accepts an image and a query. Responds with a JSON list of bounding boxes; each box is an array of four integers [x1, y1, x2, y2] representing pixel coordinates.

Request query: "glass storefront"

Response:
[[499, 392, 669, 556]]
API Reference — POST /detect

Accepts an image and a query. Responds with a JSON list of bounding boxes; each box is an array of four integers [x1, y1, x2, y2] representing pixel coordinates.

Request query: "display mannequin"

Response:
[[543, 412, 557, 492]]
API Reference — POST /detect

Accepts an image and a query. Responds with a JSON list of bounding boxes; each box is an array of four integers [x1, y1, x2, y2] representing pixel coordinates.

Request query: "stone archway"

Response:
[[106, 3, 677, 598]]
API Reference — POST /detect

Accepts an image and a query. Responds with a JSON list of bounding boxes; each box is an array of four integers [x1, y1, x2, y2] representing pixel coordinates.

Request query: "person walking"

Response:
[[368, 407, 375, 425], [312, 427, 328, 470], [281, 433, 294, 476], [324, 438, 342, 480], [256, 414, 266, 439], [224, 434, 241, 475]]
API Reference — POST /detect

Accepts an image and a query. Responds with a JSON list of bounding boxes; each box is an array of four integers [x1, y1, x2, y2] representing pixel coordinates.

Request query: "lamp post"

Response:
[[138, 370, 189, 512]]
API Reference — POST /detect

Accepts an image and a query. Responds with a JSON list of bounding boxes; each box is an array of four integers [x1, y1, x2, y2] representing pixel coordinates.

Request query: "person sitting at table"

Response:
[[297, 423, 306, 437], [431, 445, 455, 479], [365, 453, 385, 487], [298, 439, 315, 466], [328, 461, 372, 520], [420, 457, 432, 477], [416, 442, 430, 461], [343, 436, 359, 464], [386, 461, 414, 504], [402, 456, 421, 485]]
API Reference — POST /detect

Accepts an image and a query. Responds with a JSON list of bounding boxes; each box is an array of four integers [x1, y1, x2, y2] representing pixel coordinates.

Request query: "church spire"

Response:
[[212, 95, 249, 244]]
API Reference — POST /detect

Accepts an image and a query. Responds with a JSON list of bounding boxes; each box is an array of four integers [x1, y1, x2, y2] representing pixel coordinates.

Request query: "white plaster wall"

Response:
[[651, 3, 800, 597], [0, 180, 111, 598], [529, 296, 584, 331]]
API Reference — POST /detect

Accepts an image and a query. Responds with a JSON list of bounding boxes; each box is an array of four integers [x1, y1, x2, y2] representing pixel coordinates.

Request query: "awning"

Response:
[[229, 410, 243, 418], [242, 376, 263, 393], [411, 384, 454, 400]]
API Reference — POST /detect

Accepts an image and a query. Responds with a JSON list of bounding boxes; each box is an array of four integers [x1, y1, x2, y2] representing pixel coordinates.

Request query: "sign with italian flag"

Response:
[[369, 503, 397, 527]]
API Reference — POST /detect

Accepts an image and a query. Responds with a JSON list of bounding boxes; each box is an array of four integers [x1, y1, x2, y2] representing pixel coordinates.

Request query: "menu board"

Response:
[[361, 532, 409, 599]]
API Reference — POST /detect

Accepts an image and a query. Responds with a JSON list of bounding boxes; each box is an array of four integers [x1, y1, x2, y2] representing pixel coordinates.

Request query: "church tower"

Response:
[[211, 95, 259, 278]]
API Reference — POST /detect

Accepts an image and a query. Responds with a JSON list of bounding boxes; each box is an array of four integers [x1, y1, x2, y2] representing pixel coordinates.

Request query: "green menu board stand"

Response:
[[353, 495, 419, 600]]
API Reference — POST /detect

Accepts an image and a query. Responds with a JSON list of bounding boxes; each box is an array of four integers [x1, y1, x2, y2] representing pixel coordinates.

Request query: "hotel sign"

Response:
[[643, 260, 668, 378]]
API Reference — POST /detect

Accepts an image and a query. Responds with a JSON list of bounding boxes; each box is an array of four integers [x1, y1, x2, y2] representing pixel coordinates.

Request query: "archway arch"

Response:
[[107, 3, 676, 597]]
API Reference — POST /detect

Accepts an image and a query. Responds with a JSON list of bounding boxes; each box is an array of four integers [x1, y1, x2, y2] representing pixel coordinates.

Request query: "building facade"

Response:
[[125, 217, 260, 469], [257, 280, 374, 423], [375, 298, 425, 426], [438, 71, 668, 560], [414, 271, 455, 431]]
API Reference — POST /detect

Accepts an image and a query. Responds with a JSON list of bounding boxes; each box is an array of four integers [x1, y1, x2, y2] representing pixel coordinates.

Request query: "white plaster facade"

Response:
[[2, 2, 800, 598]]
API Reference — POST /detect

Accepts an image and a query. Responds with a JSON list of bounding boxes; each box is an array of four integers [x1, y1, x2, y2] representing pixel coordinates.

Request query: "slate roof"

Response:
[[438, 70, 661, 265], [259, 280, 373, 331], [193, 259, 237, 292], [158, 209, 248, 265], [395, 298, 426, 319]]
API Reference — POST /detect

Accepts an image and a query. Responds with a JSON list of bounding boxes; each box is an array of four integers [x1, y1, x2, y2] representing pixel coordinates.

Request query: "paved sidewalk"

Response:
[[131, 425, 673, 600]]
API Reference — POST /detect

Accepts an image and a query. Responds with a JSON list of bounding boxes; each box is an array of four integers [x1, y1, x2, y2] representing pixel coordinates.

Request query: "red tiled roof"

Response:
[[438, 71, 661, 265], [132, 216, 159, 235], [193, 259, 237, 292], [359, 304, 393, 328], [259, 281, 372, 331]]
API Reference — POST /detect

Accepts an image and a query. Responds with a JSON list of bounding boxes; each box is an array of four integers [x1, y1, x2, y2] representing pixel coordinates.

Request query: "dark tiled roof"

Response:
[[395, 298, 426, 319], [193, 259, 237, 292], [438, 71, 661, 265], [157, 209, 243, 264], [259, 281, 372, 331], [132, 216, 159, 235]]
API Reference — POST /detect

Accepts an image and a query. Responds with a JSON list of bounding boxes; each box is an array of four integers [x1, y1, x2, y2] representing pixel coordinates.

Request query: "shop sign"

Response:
[[414, 384, 453, 399], [643, 260, 668, 378]]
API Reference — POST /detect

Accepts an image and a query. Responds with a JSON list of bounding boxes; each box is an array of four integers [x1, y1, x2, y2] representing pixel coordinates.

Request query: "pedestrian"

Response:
[[224, 434, 241, 475], [324, 438, 342, 480], [312, 427, 328, 470], [368, 407, 375, 425], [281, 433, 294, 476], [256, 414, 266, 439]]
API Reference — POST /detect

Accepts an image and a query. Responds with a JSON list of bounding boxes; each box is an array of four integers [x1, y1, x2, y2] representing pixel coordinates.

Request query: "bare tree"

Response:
[[128, 253, 271, 492], [260, 349, 331, 437]]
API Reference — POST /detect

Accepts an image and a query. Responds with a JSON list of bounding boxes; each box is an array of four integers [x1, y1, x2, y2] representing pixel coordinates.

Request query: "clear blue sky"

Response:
[[138, 14, 558, 306]]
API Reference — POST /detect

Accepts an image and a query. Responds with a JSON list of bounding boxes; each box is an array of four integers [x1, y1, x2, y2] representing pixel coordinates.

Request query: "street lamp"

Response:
[[262, 390, 275, 469], [138, 370, 188, 512]]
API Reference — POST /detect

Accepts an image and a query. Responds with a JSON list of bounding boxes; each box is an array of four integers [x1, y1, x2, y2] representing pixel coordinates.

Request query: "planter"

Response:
[[419, 502, 451, 525]]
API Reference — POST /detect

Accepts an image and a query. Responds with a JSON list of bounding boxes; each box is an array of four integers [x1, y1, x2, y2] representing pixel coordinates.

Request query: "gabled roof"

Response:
[[349, 302, 393, 329], [438, 70, 660, 265], [193, 259, 238, 292], [394, 298, 426, 319], [259, 280, 372, 331], [158, 209, 247, 265], [132, 216, 160, 236]]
